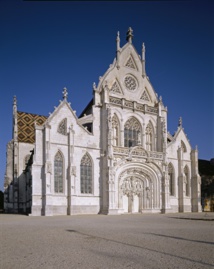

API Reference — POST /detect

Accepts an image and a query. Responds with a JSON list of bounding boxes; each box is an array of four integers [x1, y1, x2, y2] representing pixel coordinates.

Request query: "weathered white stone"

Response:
[[4, 28, 201, 215]]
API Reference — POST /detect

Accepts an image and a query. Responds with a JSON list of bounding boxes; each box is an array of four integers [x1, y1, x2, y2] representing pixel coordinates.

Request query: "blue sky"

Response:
[[0, 0, 213, 191]]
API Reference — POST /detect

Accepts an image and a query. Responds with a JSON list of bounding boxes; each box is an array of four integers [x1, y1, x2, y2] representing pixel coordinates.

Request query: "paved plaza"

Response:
[[1, 213, 214, 269]]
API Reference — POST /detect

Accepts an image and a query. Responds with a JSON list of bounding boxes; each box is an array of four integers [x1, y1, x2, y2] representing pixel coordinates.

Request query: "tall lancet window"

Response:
[[54, 151, 63, 193], [112, 114, 120, 146], [124, 117, 141, 147], [80, 153, 92, 194], [146, 122, 153, 151], [184, 165, 190, 196], [168, 163, 175, 196]]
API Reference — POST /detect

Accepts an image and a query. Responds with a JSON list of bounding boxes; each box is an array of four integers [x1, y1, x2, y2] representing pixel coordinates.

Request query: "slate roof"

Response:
[[17, 111, 47, 143]]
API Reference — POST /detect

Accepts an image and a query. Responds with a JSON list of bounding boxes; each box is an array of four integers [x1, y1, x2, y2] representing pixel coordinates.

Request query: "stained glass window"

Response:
[[124, 117, 141, 147], [80, 154, 92, 194], [54, 151, 63, 193]]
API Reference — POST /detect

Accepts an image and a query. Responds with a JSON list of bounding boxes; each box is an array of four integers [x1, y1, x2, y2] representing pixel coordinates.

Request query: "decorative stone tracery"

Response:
[[140, 90, 150, 101], [124, 117, 141, 147], [117, 165, 161, 213], [58, 118, 67, 135], [120, 176, 143, 196], [110, 80, 123, 94], [124, 75, 137, 91], [125, 57, 136, 70]]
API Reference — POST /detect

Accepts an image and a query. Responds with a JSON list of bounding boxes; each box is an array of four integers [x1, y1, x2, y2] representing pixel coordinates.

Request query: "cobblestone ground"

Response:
[[1, 213, 214, 269]]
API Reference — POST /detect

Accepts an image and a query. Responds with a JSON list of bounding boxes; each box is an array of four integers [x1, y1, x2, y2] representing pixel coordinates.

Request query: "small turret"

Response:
[[178, 117, 182, 127], [142, 42, 146, 77], [13, 96, 18, 141], [116, 31, 120, 69]]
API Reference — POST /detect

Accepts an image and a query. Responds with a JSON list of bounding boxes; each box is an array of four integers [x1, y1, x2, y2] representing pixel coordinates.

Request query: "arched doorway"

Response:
[[117, 165, 161, 214]]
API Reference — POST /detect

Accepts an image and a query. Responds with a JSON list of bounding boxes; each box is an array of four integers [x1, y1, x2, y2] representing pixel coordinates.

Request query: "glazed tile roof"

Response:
[[17, 111, 47, 143]]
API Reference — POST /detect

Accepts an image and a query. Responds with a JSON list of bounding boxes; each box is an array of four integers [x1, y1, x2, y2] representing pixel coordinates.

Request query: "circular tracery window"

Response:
[[124, 75, 137, 91]]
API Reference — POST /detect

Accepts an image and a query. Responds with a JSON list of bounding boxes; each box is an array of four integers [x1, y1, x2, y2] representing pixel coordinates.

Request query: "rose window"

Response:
[[124, 76, 137, 91]]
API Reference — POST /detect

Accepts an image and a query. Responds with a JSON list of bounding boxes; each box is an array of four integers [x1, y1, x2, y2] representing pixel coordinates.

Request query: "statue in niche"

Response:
[[146, 187, 150, 199], [137, 132, 141, 145]]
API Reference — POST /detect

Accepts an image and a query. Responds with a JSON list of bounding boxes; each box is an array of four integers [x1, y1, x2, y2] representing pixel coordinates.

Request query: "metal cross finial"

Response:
[[62, 87, 68, 100], [13, 95, 17, 105], [179, 117, 182, 127]]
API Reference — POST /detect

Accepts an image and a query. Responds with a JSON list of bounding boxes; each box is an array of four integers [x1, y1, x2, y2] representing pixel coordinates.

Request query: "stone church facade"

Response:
[[4, 28, 201, 216]]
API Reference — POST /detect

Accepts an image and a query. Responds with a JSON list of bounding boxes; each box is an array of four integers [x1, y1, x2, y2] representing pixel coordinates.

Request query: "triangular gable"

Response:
[[140, 89, 150, 102], [110, 79, 123, 94], [125, 55, 137, 70], [167, 126, 192, 150]]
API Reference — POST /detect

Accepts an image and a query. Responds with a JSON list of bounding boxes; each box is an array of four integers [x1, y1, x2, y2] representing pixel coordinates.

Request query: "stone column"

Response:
[[191, 148, 202, 212], [178, 147, 184, 212], [43, 124, 53, 216], [67, 125, 75, 215]]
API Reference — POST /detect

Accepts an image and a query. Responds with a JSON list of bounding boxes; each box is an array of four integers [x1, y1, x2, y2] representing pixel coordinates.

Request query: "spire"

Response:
[[13, 95, 17, 114], [62, 87, 68, 100], [13, 95, 18, 141], [126, 27, 133, 43], [142, 42, 146, 77], [116, 31, 120, 69], [116, 31, 120, 51]]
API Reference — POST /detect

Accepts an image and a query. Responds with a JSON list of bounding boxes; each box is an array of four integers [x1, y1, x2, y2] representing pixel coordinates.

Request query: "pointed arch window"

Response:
[[146, 122, 154, 151], [58, 118, 67, 135], [112, 114, 120, 146], [184, 165, 190, 196], [54, 151, 63, 193], [80, 153, 92, 194], [168, 163, 175, 196], [181, 140, 187, 152], [124, 117, 141, 147]]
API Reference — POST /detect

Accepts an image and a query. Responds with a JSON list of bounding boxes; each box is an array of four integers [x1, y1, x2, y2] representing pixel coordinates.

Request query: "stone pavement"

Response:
[[1, 213, 214, 269], [166, 212, 214, 221]]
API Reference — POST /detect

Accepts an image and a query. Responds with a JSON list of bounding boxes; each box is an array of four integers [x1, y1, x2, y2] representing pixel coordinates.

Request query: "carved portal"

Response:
[[118, 166, 160, 213]]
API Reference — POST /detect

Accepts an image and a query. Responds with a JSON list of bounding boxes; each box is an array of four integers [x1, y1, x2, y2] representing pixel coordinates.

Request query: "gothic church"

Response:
[[4, 28, 201, 215]]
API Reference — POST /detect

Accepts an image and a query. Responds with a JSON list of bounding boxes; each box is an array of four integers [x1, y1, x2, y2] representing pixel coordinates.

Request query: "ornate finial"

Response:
[[126, 27, 133, 43], [93, 82, 96, 90], [13, 95, 17, 105], [142, 42, 146, 77], [178, 117, 182, 127], [116, 31, 120, 50], [142, 42, 145, 55], [195, 145, 198, 151], [117, 31, 120, 40], [159, 96, 162, 102], [62, 87, 68, 100]]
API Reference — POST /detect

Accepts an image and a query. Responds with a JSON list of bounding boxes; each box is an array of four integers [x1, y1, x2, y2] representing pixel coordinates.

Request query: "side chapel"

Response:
[[4, 28, 202, 215]]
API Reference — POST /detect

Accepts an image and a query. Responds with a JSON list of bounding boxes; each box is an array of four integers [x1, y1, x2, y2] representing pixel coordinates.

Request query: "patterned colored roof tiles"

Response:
[[17, 111, 47, 143]]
